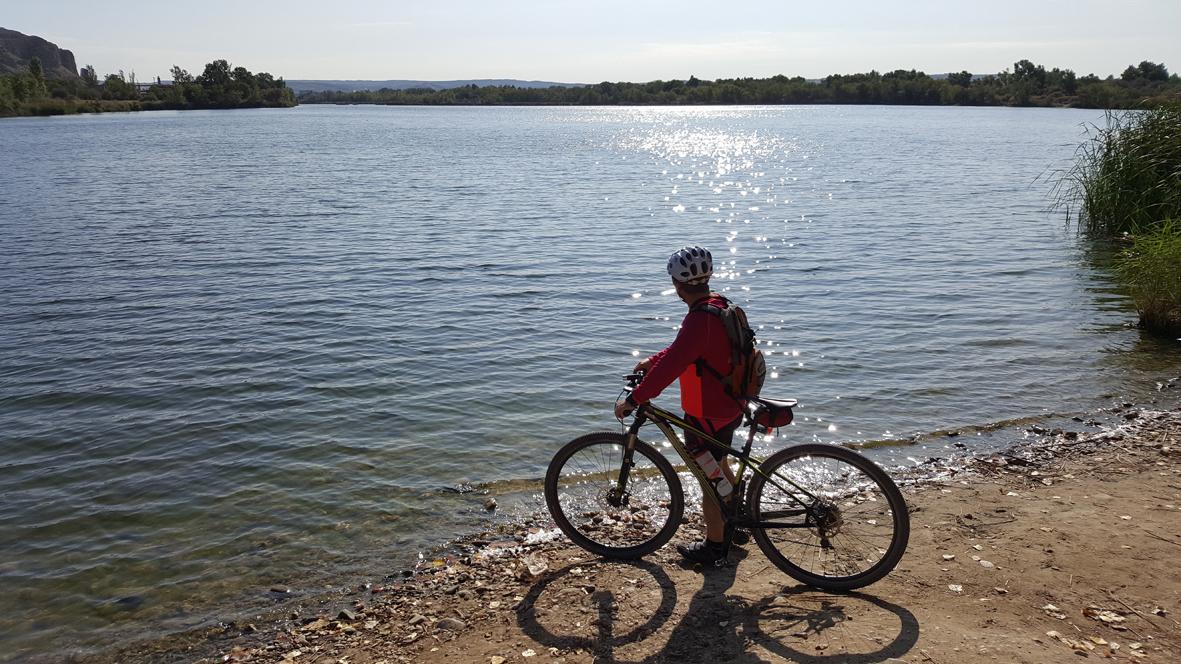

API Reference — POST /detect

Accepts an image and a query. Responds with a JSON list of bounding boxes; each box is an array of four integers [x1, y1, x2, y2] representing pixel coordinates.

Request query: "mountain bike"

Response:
[[544, 372, 909, 591]]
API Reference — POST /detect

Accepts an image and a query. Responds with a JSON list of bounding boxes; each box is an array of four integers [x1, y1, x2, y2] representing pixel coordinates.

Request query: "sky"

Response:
[[7, 1, 1181, 83]]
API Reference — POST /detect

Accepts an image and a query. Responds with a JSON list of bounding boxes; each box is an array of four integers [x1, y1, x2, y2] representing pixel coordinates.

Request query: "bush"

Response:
[[1116, 220, 1181, 334]]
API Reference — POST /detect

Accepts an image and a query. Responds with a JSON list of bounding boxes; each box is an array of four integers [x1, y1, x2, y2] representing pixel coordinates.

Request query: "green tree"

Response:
[[21, 58, 48, 99], [1136, 61, 1169, 81], [102, 72, 137, 99], [1051, 68, 1078, 94], [170, 66, 193, 84], [0, 76, 15, 113], [80, 64, 98, 87], [1011, 59, 1047, 90], [198, 59, 232, 87], [947, 71, 973, 87]]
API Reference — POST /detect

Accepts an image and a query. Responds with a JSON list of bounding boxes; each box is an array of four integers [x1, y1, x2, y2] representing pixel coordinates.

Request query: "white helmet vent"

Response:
[[667, 246, 713, 285]]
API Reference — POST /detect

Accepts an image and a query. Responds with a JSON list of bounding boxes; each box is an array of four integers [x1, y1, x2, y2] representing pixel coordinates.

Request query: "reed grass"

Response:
[[10, 98, 144, 116], [1052, 103, 1181, 334], [1116, 219, 1181, 335], [1052, 104, 1181, 237]]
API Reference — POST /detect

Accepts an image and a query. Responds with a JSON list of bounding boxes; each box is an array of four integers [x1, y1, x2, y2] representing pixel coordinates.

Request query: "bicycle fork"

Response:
[[609, 414, 647, 508], [607, 438, 637, 507]]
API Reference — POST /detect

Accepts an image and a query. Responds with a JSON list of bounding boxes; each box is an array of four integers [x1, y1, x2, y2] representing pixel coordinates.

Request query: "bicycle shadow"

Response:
[[737, 585, 920, 664], [515, 551, 919, 664], [515, 558, 679, 662]]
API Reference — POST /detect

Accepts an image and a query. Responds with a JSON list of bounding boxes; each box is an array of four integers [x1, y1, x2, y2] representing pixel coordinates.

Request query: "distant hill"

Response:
[[0, 27, 78, 78], [286, 78, 585, 93]]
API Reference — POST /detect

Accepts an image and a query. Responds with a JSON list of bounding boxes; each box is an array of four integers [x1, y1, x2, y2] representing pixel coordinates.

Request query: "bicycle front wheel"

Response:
[[545, 432, 684, 559], [748, 444, 909, 590]]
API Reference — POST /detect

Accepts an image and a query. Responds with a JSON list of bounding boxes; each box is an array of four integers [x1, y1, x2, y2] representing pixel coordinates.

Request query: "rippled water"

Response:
[[1, 105, 1178, 659]]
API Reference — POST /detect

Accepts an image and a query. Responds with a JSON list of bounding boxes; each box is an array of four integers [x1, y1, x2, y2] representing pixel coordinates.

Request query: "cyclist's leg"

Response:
[[685, 414, 742, 544]]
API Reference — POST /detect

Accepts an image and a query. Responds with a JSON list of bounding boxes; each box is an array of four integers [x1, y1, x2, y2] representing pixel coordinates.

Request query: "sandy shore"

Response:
[[85, 404, 1181, 664]]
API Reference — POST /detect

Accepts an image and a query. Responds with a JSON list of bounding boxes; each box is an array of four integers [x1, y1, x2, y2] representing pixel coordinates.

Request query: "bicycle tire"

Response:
[[545, 432, 684, 559], [747, 444, 909, 590]]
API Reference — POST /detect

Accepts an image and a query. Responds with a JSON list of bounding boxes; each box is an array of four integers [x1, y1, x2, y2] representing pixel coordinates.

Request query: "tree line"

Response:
[[0, 58, 295, 117], [297, 60, 1180, 109]]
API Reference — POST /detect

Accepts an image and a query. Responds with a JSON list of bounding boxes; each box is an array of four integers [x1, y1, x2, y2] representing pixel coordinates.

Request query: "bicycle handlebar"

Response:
[[623, 370, 647, 392]]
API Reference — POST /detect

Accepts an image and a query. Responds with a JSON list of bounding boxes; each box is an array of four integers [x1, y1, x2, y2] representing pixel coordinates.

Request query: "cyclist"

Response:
[[614, 246, 747, 565]]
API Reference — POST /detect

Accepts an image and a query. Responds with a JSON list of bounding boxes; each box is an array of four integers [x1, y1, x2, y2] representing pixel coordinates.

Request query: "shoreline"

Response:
[[0, 100, 297, 119], [67, 395, 1181, 664], [297, 100, 1098, 110], [0, 99, 1149, 120]]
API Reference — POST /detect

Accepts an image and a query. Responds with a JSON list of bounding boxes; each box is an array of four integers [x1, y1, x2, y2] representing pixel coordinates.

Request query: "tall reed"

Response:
[[1052, 104, 1181, 237], [1053, 103, 1181, 334]]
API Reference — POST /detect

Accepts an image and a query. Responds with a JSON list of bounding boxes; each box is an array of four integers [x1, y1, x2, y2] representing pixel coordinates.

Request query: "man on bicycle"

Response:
[[614, 246, 746, 565]]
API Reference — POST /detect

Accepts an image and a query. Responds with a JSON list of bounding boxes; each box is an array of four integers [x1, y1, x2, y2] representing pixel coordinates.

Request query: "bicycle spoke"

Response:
[[749, 444, 909, 589], [546, 434, 683, 558]]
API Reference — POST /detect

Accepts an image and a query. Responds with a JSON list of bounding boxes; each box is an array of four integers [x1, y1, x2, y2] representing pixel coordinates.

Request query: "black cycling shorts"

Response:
[[684, 413, 743, 462]]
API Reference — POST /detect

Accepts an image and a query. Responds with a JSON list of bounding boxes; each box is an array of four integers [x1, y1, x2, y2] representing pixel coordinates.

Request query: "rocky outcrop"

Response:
[[0, 27, 78, 78]]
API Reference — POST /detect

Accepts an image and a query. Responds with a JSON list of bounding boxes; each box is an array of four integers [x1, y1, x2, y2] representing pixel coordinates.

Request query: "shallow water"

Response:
[[1, 104, 1178, 659]]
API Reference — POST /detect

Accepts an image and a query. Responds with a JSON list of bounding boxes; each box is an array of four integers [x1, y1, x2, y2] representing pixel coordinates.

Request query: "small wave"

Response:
[[842, 410, 1088, 451], [963, 338, 1033, 348], [32, 295, 119, 306]]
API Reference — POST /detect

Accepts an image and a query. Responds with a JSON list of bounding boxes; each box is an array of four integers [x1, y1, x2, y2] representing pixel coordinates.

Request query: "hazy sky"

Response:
[[8, 1, 1180, 82]]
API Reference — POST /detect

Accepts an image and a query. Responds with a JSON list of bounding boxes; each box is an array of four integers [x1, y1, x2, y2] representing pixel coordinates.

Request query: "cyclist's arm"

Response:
[[630, 311, 707, 405], [634, 346, 668, 372]]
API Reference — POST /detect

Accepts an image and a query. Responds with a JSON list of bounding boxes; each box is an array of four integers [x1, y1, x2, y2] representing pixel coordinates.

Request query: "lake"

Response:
[[1, 104, 1178, 659]]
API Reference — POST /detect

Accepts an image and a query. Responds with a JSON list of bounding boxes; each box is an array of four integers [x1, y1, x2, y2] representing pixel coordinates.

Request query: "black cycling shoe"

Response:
[[677, 539, 727, 565], [730, 528, 751, 546]]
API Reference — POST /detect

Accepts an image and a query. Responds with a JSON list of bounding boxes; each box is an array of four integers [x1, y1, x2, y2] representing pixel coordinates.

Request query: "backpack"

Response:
[[691, 295, 767, 400]]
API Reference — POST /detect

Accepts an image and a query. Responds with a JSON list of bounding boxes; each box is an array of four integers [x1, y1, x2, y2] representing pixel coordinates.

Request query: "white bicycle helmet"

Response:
[[667, 246, 713, 285]]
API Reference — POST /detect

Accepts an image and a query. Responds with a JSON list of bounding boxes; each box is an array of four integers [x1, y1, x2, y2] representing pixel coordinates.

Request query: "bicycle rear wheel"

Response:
[[545, 432, 683, 559], [748, 444, 909, 590]]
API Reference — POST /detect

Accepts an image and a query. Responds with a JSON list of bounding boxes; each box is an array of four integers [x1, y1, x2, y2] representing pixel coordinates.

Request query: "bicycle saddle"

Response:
[[748, 396, 797, 409], [748, 396, 796, 428]]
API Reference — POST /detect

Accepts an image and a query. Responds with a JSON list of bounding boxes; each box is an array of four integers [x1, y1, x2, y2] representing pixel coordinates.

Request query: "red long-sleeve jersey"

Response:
[[631, 294, 743, 429]]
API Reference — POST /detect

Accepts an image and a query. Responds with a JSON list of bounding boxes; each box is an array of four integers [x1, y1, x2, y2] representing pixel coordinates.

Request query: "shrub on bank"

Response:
[[1116, 221, 1181, 334], [7, 98, 144, 116], [1055, 103, 1181, 334]]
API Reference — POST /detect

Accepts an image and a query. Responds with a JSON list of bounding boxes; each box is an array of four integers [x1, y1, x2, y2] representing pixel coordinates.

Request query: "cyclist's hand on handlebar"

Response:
[[614, 397, 636, 419], [633, 356, 654, 372]]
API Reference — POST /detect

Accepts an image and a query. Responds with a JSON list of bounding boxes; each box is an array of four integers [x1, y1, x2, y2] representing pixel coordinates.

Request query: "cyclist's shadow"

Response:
[[516, 548, 919, 664], [638, 548, 769, 664]]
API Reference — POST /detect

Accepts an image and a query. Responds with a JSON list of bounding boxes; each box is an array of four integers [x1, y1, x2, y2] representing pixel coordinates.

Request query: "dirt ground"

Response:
[[117, 407, 1181, 664]]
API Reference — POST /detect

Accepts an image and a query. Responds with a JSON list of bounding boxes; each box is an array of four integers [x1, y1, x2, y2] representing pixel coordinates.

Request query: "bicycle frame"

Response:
[[620, 401, 821, 532]]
